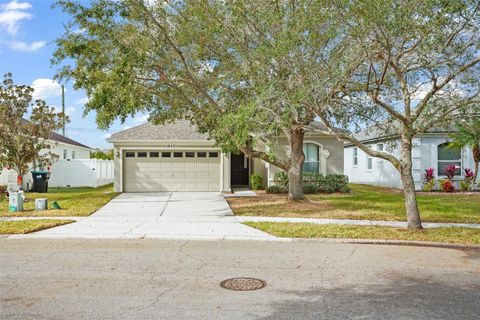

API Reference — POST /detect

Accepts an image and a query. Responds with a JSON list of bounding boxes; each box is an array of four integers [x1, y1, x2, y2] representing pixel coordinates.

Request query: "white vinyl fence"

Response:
[[48, 159, 114, 188]]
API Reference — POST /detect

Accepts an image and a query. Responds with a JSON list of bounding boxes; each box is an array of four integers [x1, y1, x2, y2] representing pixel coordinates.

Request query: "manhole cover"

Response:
[[220, 277, 266, 291]]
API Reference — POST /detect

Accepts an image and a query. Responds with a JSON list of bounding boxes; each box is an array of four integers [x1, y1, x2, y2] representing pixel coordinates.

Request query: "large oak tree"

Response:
[[53, 0, 347, 200]]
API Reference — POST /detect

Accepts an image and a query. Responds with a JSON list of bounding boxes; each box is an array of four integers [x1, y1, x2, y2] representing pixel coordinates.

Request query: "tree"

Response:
[[52, 0, 347, 200], [91, 149, 114, 160], [0, 74, 67, 187], [449, 118, 480, 186], [315, 0, 480, 228]]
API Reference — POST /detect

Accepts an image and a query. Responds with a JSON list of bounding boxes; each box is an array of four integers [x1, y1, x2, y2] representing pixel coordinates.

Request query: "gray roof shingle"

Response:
[[108, 120, 209, 142]]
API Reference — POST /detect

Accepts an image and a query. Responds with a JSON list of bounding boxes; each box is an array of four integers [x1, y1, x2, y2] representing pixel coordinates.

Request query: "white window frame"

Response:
[[437, 143, 462, 177], [303, 142, 321, 173], [72, 150, 76, 159], [353, 147, 358, 167], [366, 155, 373, 171], [377, 143, 384, 162], [63, 149, 67, 159]]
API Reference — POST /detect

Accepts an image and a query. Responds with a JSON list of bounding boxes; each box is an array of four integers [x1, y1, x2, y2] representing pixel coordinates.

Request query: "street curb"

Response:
[[289, 237, 480, 249], [1, 234, 479, 249]]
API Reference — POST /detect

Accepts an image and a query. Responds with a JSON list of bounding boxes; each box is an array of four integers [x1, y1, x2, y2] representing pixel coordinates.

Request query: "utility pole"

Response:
[[61, 85, 66, 136]]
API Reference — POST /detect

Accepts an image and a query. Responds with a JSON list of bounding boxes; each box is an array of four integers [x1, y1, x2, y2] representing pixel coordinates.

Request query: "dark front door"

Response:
[[231, 153, 249, 186]]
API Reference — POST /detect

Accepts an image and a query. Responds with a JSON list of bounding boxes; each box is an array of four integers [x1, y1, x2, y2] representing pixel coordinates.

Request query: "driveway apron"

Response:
[[19, 192, 274, 240]]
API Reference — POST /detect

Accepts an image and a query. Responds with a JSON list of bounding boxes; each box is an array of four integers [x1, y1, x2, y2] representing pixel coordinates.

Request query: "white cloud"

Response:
[[133, 114, 149, 123], [8, 40, 45, 52], [3, 1, 31, 11], [0, 1, 32, 35], [76, 96, 89, 105], [102, 133, 112, 139], [32, 78, 63, 99], [123, 125, 131, 130], [51, 105, 75, 116]]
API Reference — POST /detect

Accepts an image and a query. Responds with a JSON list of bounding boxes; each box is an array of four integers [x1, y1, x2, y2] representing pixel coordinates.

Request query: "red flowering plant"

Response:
[[444, 164, 458, 180], [440, 179, 455, 192], [459, 168, 475, 191], [422, 168, 436, 192]]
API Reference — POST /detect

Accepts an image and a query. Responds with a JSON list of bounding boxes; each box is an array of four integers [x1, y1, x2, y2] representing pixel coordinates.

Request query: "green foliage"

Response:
[[250, 174, 264, 190], [273, 172, 350, 194], [0, 74, 67, 178], [422, 180, 436, 192], [303, 184, 319, 194], [90, 149, 113, 160], [266, 185, 288, 194], [273, 172, 289, 188]]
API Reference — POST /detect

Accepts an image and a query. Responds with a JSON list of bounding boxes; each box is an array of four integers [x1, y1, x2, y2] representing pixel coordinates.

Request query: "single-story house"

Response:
[[107, 120, 344, 192], [0, 130, 92, 190], [344, 128, 479, 190]]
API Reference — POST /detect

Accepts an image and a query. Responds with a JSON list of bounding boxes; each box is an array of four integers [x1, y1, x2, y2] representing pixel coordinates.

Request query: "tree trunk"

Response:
[[472, 144, 479, 189], [287, 128, 305, 201], [399, 136, 423, 229]]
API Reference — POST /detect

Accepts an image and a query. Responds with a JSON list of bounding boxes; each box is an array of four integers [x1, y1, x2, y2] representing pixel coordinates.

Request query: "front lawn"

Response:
[[245, 222, 480, 245], [227, 184, 480, 223], [0, 184, 119, 217], [0, 219, 74, 234]]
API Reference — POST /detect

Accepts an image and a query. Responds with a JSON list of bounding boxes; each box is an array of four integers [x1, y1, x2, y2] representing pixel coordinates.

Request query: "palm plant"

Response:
[[449, 119, 480, 188]]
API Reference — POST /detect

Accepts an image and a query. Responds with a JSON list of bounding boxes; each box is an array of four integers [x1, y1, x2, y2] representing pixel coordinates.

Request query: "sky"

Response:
[[0, 0, 148, 149]]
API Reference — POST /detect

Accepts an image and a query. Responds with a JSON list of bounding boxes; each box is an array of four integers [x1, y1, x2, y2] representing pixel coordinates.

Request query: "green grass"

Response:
[[0, 219, 74, 234], [227, 184, 480, 223], [0, 184, 119, 217], [245, 222, 480, 245]]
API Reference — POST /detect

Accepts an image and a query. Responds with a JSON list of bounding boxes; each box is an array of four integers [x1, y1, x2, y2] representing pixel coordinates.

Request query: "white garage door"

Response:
[[123, 150, 220, 192]]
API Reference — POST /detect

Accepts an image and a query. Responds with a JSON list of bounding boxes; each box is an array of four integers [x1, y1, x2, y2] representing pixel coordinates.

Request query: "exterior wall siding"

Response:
[[344, 134, 479, 190]]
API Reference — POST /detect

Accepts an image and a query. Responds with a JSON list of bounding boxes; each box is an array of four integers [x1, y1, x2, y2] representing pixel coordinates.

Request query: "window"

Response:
[[162, 152, 171, 158], [438, 143, 461, 176], [377, 144, 384, 162], [209, 152, 219, 158], [125, 152, 135, 158], [63, 150, 67, 159], [353, 148, 358, 167], [150, 152, 159, 158], [185, 152, 195, 158], [197, 152, 207, 158], [303, 143, 319, 173], [174, 152, 183, 158], [367, 156, 373, 170], [137, 152, 147, 158], [72, 151, 76, 159]]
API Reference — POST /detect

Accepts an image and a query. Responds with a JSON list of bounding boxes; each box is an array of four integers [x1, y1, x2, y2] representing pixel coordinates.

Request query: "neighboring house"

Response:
[[344, 128, 479, 190], [0, 131, 92, 190], [108, 120, 344, 192]]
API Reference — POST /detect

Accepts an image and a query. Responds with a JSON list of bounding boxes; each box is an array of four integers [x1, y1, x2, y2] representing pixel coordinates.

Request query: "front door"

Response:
[[230, 153, 249, 186]]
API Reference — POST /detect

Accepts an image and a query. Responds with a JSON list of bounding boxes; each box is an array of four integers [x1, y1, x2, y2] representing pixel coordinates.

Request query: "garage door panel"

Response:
[[123, 150, 220, 192]]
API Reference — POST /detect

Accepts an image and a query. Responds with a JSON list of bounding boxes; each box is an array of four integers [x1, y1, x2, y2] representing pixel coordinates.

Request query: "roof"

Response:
[[20, 119, 91, 149], [48, 131, 92, 149], [108, 120, 210, 142], [345, 124, 457, 146]]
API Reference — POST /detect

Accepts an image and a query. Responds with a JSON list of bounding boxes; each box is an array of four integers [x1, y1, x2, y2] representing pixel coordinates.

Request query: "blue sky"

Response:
[[0, 0, 147, 149]]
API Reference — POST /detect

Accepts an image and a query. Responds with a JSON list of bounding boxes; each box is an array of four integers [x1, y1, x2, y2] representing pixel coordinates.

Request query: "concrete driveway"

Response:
[[22, 193, 274, 240]]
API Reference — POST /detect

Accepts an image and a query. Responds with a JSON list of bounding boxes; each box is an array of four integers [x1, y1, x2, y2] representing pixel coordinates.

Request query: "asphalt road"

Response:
[[1, 239, 479, 320]]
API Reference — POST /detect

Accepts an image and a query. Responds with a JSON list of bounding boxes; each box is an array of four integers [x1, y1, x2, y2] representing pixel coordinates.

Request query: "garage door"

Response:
[[123, 150, 220, 192]]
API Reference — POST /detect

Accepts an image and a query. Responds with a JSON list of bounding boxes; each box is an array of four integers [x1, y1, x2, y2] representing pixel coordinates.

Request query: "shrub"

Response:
[[266, 185, 287, 194], [0, 185, 6, 201], [460, 168, 475, 191], [273, 171, 288, 188], [444, 164, 457, 180], [439, 179, 455, 192], [422, 167, 436, 192], [303, 184, 320, 194], [271, 172, 350, 194], [250, 174, 264, 190]]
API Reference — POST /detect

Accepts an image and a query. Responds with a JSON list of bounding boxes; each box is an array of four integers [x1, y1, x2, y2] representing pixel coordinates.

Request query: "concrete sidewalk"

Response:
[[8, 192, 275, 240], [236, 216, 480, 229]]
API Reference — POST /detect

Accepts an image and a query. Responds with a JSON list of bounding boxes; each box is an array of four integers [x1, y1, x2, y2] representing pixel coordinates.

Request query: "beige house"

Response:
[[108, 121, 344, 192]]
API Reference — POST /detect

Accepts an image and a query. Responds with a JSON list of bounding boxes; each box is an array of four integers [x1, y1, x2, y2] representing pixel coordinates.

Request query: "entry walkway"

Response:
[[12, 193, 275, 240]]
